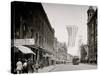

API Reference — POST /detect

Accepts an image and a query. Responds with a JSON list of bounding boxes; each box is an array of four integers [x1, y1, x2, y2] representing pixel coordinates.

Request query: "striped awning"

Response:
[[14, 45, 36, 55]]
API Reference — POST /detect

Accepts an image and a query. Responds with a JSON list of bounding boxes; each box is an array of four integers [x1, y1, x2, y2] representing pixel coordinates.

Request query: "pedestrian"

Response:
[[35, 62, 39, 73], [23, 59, 28, 73], [27, 59, 33, 73], [16, 58, 23, 74], [30, 59, 35, 73]]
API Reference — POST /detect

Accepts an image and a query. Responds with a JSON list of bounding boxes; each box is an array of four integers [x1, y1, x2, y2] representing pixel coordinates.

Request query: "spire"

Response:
[[87, 6, 95, 21]]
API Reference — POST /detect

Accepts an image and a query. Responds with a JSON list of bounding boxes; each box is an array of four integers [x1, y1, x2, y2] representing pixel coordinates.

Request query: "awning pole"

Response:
[[36, 48, 39, 72], [37, 49, 39, 63]]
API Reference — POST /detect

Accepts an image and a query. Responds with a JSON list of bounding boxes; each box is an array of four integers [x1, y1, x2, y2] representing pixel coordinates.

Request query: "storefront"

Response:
[[11, 38, 54, 73], [23, 45, 46, 68], [11, 39, 36, 73], [11, 45, 36, 73]]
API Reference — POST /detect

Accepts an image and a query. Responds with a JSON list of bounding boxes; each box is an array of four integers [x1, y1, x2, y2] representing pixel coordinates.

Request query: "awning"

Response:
[[50, 57, 56, 60], [43, 54, 52, 57], [24, 45, 46, 52], [14, 45, 36, 55], [50, 55, 57, 60], [24, 45, 39, 50]]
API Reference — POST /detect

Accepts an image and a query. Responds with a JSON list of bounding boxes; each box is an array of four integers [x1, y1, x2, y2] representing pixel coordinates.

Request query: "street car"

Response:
[[72, 56, 80, 65]]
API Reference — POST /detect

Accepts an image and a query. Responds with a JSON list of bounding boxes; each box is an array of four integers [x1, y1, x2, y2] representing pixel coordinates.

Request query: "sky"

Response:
[[42, 3, 89, 56]]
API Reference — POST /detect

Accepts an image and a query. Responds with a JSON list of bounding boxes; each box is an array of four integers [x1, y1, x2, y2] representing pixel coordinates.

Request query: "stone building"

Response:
[[87, 6, 97, 64], [11, 1, 54, 73], [80, 44, 88, 63]]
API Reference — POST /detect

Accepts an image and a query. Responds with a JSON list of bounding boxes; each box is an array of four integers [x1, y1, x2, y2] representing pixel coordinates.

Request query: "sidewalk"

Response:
[[38, 65, 56, 72], [80, 63, 97, 66]]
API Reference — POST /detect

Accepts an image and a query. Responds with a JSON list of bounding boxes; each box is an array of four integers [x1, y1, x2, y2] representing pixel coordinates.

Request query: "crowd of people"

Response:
[[16, 58, 38, 74]]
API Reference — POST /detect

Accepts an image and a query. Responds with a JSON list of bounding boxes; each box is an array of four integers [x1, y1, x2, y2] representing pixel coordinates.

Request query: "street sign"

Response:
[[14, 38, 35, 45]]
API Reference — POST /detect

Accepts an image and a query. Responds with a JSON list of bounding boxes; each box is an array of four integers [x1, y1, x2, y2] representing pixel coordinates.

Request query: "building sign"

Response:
[[14, 38, 35, 45]]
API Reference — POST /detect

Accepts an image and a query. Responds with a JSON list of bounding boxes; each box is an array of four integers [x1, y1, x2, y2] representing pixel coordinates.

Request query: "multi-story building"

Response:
[[53, 38, 67, 64], [12, 1, 54, 53], [80, 44, 88, 63], [87, 6, 97, 64], [66, 53, 73, 63], [11, 1, 54, 73]]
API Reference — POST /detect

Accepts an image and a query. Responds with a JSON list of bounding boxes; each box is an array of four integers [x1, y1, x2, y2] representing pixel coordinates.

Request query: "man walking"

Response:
[[16, 58, 23, 74]]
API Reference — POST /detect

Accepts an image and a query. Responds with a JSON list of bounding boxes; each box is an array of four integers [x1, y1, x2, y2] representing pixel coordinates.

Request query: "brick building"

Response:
[[12, 1, 54, 52], [11, 1, 55, 73]]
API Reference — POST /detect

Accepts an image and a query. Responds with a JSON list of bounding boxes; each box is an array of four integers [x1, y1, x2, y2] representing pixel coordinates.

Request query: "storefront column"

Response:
[[36, 49, 39, 65], [31, 54, 33, 61], [49, 58, 51, 66]]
